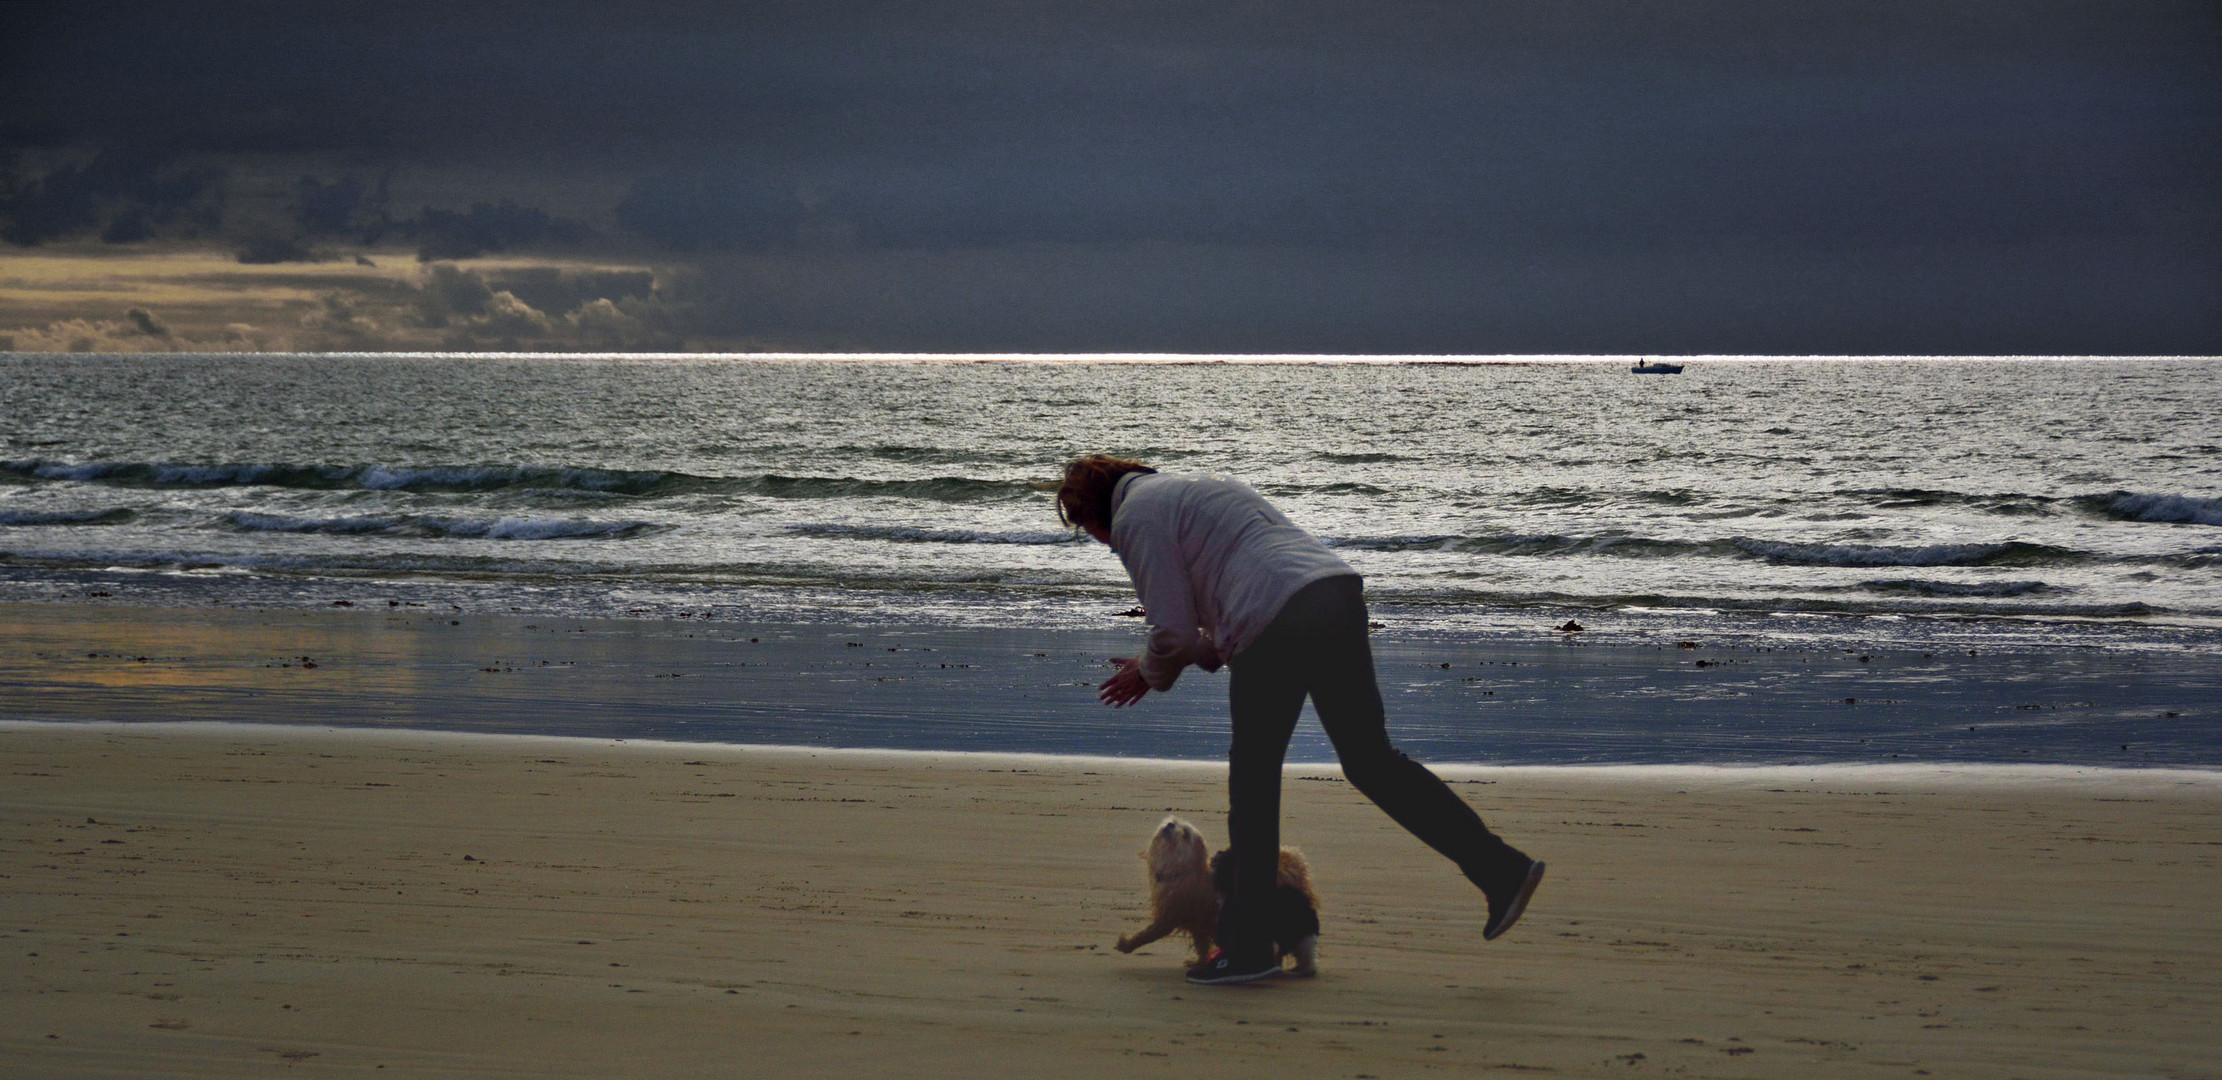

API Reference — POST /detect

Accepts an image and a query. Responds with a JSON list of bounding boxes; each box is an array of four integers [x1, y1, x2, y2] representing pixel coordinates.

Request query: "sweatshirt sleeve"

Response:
[[1114, 517, 1205, 692]]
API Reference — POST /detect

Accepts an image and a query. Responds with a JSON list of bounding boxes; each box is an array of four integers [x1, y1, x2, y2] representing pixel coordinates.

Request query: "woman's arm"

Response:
[[1116, 524, 1205, 692], [1098, 657, 1149, 707]]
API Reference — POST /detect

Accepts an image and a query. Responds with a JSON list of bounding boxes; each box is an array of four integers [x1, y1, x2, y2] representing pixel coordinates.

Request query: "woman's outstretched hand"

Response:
[[1097, 657, 1150, 707]]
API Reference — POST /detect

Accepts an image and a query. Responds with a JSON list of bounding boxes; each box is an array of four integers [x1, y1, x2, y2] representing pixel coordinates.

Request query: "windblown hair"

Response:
[[1055, 454, 1156, 531]]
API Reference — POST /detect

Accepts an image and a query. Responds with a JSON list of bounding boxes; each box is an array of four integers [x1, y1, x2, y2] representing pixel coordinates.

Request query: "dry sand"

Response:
[[4, 721, 2218, 1079]]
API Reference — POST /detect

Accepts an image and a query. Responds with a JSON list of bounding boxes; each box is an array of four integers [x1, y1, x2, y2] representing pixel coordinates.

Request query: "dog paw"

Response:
[[1114, 936, 1137, 953]]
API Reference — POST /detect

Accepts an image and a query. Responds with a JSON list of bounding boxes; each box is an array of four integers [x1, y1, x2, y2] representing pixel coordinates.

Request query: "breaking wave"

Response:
[[1325, 532, 2095, 567], [784, 523, 1084, 545], [0, 458, 1042, 504], [2086, 491, 2222, 526], [1327, 532, 1706, 557], [741, 475, 1039, 502], [1836, 487, 2060, 517], [1730, 538, 2076, 568], [222, 511, 658, 540], [3, 458, 680, 495], [1858, 578, 2060, 598], [1314, 451, 1410, 464], [0, 507, 135, 527]]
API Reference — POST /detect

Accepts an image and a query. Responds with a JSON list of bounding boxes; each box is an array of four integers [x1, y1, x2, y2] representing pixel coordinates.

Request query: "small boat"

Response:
[[1630, 359, 1684, 374]]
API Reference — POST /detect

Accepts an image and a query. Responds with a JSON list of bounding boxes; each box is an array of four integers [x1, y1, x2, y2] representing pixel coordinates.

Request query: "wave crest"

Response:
[[3, 458, 1064, 505], [222, 511, 657, 540], [1732, 537, 2072, 567], [2088, 491, 2222, 526], [742, 474, 1041, 502], [784, 523, 1083, 545], [1857, 577, 2059, 597], [1839, 487, 2058, 517], [1328, 532, 1702, 557], [0, 507, 135, 527], [3, 458, 679, 495]]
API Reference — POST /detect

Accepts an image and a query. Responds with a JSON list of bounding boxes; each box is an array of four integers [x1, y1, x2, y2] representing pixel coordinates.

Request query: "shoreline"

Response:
[[7, 718, 2220, 791], [8, 566, 2221, 650], [5, 721, 2218, 1078]]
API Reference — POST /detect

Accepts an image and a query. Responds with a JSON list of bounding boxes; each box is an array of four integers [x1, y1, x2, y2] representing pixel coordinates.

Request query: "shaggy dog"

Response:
[[1114, 816, 1321, 976]]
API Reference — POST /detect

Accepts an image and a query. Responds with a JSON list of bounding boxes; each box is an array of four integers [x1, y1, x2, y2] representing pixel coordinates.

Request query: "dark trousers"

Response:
[[1218, 575, 1527, 958]]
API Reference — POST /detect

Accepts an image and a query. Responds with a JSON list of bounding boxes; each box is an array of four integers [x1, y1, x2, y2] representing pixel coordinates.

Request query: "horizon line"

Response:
[[4, 351, 2216, 364]]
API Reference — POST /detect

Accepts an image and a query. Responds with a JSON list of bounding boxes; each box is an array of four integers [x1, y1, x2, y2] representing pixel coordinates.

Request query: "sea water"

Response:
[[1, 354, 2218, 764], [2, 354, 2216, 648]]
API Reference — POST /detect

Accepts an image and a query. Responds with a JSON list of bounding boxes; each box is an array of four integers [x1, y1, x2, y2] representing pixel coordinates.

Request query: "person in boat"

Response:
[[1056, 454, 1545, 985]]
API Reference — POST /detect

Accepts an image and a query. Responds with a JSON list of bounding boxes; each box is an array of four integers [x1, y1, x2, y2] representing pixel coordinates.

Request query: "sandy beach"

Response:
[[6, 5, 2219, 1073], [5, 720, 2218, 1079]]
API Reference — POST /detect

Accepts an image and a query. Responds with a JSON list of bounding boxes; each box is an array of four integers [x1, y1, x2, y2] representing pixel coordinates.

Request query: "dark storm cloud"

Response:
[[411, 202, 592, 262], [295, 175, 376, 236], [0, 149, 220, 246], [595, 11, 2215, 256], [3, 0, 2217, 352]]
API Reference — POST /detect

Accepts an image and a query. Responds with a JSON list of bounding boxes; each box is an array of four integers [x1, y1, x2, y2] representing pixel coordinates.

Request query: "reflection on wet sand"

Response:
[[1, 601, 2215, 765]]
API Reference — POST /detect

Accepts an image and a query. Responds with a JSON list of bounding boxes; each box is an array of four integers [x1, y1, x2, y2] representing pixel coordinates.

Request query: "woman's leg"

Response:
[[1294, 578, 1534, 896], [1221, 620, 1308, 964]]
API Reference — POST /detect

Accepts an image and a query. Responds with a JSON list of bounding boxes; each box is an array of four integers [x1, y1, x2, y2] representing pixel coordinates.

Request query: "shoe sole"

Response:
[[1483, 860, 1546, 941], [1186, 965, 1283, 986]]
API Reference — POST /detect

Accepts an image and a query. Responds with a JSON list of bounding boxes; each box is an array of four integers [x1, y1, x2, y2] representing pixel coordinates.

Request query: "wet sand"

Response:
[[4, 721, 2218, 1079], [3, 600, 2214, 765]]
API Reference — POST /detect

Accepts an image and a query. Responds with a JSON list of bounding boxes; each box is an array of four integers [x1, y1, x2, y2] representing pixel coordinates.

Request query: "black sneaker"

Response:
[[1185, 948, 1282, 986], [1483, 859, 1545, 941]]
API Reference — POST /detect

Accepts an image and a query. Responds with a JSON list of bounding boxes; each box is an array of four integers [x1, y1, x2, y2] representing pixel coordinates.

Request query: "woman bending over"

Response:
[[1059, 454, 1545, 985]]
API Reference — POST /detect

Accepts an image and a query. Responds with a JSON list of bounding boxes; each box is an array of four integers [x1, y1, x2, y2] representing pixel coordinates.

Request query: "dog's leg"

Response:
[[1116, 917, 1179, 953], [1288, 934, 1318, 977]]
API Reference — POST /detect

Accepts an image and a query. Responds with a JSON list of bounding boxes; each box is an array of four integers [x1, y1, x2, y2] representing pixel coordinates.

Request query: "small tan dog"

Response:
[[1114, 815, 1320, 975]]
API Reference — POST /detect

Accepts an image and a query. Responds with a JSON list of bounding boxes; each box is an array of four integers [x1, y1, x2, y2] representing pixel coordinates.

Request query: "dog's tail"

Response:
[[1277, 848, 1319, 911]]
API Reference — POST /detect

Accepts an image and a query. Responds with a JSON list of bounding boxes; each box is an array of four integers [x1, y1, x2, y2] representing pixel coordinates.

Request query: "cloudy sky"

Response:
[[2, 1, 2216, 354]]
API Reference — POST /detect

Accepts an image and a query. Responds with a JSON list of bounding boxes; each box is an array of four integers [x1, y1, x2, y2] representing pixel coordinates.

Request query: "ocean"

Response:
[[1, 354, 2217, 764]]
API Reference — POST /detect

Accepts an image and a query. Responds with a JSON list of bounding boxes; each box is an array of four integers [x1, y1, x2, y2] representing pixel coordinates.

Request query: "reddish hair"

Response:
[[1056, 454, 1156, 530]]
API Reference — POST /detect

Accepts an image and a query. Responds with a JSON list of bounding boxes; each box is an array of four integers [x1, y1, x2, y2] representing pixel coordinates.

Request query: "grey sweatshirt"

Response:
[[1108, 471, 1357, 691]]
